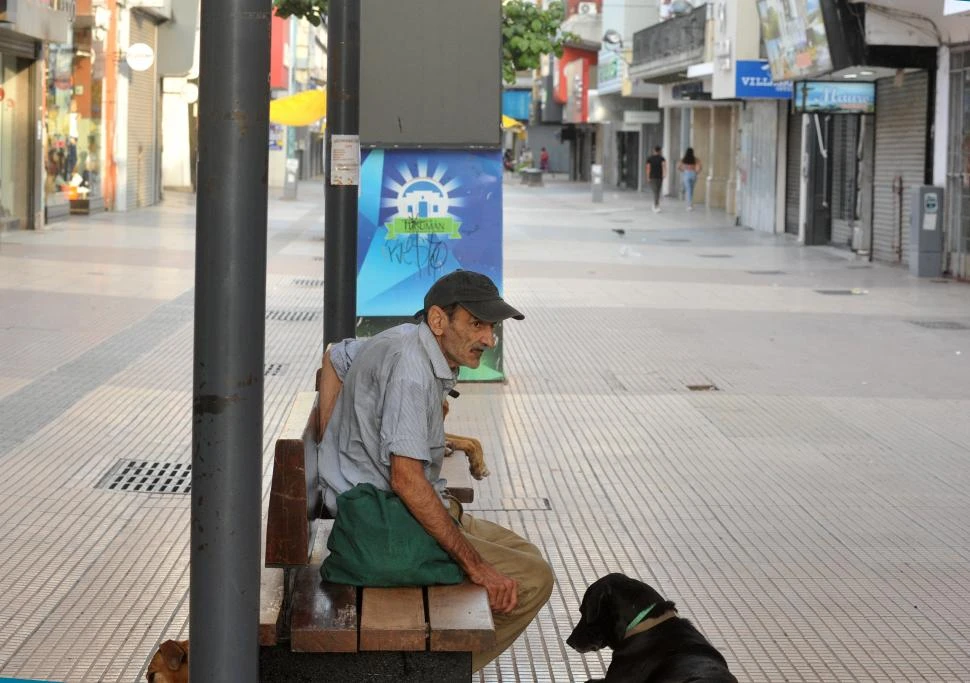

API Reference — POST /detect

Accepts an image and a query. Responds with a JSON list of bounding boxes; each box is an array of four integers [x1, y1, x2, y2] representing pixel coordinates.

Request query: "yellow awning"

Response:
[[269, 90, 328, 127], [502, 114, 525, 131]]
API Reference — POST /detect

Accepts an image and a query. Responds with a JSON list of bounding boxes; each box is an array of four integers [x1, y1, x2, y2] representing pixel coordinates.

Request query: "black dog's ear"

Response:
[[585, 582, 611, 625]]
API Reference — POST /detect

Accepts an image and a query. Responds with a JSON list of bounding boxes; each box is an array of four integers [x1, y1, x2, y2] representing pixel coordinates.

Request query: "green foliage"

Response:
[[502, 0, 568, 85], [270, 0, 569, 82], [274, 0, 328, 26]]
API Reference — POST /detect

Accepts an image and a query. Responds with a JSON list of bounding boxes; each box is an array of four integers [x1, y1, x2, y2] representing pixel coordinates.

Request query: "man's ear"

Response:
[[426, 305, 448, 335]]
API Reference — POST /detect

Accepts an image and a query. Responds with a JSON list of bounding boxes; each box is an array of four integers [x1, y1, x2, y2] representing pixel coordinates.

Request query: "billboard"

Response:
[[757, 0, 833, 82], [793, 81, 875, 114], [356, 149, 507, 381]]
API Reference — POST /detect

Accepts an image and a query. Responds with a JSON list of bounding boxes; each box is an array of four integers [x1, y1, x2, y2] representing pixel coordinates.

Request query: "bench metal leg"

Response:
[[260, 646, 472, 682]]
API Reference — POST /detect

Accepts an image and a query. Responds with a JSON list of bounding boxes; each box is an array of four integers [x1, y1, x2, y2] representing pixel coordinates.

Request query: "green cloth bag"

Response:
[[320, 483, 464, 587]]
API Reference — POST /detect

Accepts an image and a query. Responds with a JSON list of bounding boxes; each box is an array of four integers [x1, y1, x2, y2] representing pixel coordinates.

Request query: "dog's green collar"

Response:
[[625, 603, 656, 633]]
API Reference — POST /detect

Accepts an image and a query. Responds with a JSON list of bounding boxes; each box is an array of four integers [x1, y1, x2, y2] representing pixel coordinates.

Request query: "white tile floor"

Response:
[[0, 179, 969, 681]]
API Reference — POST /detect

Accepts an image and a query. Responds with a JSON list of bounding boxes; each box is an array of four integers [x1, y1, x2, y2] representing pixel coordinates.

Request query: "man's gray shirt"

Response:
[[317, 323, 458, 516]]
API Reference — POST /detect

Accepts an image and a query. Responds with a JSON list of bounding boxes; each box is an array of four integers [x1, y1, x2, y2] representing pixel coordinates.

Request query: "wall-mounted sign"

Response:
[[793, 81, 875, 114], [757, 0, 833, 82], [126, 43, 155, 72], [735, 60, 793, 99], [597, 48, 624, 94], [672, 80, 710, 101]]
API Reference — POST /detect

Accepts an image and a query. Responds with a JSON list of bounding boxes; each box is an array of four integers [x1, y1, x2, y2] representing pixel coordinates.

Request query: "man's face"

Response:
[[428, 305, 497, 370]]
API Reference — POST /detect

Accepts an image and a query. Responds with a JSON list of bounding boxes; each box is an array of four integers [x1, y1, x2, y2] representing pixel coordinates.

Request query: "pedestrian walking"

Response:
[[677, 147, 702, 211], [539, 147, 550, 172], [645, 146, 666, 212]]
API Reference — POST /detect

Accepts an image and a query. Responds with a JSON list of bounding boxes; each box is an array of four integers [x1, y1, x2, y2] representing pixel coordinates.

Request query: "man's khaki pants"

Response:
[[448, 500, 555, 672]]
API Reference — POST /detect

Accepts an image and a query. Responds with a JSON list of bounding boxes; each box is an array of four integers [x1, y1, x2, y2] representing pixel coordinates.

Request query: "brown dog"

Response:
[[443, 399, 489, 479], [146, 639, 189, 683]]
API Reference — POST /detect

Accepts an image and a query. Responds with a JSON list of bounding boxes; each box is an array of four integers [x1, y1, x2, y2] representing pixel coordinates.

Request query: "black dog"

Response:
[[567, 573, 738, 683]]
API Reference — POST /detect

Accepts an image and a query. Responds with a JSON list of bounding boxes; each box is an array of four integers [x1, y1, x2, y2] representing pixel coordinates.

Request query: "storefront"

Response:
[[44, 11, 105, 220], [0, 34, 35, 230], [1, 0, 73, 230]]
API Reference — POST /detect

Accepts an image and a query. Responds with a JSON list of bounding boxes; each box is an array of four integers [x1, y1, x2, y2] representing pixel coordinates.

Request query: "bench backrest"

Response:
[[265, 350, 338, 568]]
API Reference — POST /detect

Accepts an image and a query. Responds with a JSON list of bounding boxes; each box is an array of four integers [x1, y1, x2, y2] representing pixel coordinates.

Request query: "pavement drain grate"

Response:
[[930, 278, 950, 283], [265, 363, 286, 376], [266, 310, 319, 322], [909, 320, 970, 330], [746, 270, 784, 275], [96, 460, 191, 495], [847, 264, 872, 269], [698, 254, 733, 258], [474, 498, 551, 512], [687, 384, 718, 392], [293, 278, 325, 287], [815, 289, 865, 296], [662, 238, 691, 243]]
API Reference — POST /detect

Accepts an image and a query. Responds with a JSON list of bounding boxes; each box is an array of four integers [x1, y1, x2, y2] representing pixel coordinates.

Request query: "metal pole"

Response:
[[324, 0, 360, 348], [191, 0, 270, 675]]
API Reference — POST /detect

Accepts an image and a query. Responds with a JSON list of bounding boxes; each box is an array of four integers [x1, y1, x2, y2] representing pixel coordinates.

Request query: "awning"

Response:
[[502, 114, 526, 131], [269, 90, 328, 127]]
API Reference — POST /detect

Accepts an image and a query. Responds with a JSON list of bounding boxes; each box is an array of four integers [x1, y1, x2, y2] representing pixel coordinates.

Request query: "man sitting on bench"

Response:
[[317, 269, 554, 672]]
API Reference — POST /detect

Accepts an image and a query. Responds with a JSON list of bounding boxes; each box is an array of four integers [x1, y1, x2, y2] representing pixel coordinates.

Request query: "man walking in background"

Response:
[[645, 146, 666, 213]]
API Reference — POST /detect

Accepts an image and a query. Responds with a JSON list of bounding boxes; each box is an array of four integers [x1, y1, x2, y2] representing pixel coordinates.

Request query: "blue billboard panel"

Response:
[[357, 149, 504, 317], [735, 60, 793, 99], [356, 149, 506, 381], [793, 81, 876, 114]]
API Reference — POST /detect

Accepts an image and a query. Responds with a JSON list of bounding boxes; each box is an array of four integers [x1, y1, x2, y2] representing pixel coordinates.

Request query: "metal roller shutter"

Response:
[[127, 12, 159, 211], [0, 30, 37, 59], [785, 111, 802, 235], [740, 102, 780, 233], [831, 115, 859, 248], [872, 72, 928, 265]]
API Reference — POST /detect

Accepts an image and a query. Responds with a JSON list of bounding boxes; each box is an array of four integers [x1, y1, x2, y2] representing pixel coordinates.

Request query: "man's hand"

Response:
[[390, 454, 515, 614], [465, 562, 518, 614]]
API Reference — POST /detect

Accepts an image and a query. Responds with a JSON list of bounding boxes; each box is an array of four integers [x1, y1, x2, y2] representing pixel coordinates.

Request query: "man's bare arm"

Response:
[[390, 455, 517, 614]]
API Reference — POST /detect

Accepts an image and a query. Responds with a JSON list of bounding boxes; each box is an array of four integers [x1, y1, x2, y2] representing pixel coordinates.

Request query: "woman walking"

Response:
[[677, 148, 702, 211]]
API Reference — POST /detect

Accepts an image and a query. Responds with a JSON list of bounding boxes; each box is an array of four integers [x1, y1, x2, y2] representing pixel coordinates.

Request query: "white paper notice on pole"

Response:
[[330, 135, 360, 186]]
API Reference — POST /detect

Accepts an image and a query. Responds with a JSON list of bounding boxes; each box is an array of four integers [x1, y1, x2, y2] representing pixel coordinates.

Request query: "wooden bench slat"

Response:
[[290, 522, 359, 653], [360, 588, 427, 651], [265, 392, 320, 567], [427, 583, 496, 652]]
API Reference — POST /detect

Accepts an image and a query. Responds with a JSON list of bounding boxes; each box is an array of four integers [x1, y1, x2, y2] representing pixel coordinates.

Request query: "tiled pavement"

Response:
[[1, 179, 969, 682]]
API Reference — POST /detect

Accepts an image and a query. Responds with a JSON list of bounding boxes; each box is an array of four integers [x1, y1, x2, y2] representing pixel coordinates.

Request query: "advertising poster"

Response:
[[357, 149, 507, 381], [756, 0, 832, 82]]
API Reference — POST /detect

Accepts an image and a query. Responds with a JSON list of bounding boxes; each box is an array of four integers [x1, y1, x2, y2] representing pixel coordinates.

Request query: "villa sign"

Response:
[[735, 60, 793, 99]]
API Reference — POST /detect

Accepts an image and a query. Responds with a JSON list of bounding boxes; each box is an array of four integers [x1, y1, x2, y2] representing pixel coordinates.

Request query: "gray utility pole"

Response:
[[190, 0, 270, 676], [324, 0, 360, 348]]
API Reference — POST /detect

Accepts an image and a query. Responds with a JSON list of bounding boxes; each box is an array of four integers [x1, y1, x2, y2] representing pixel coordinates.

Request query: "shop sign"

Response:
[[735, 60, 793, 99], [126, 43, 155, 72], [672, 81, 710, 101], [793, 81, 875, 114], [597, 48, 624, 94]]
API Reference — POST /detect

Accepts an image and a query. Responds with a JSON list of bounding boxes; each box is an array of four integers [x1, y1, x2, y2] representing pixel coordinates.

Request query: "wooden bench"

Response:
[[260, 381, 495, 681]]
